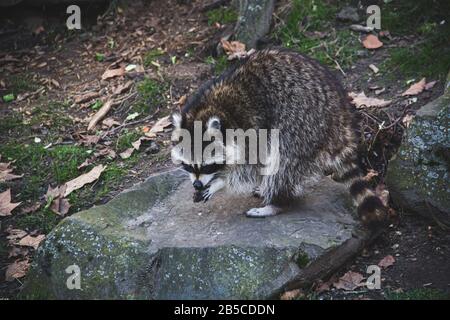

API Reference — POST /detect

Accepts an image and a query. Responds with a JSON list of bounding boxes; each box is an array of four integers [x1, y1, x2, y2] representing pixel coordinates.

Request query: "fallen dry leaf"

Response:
[[175, 94, 187, 105], [50, 197, 71, 216], [8, 247, 29, 259], [101, 67, 125, 80], [349, 91, 392, 108], [6, 229, 27, 243], [402, 114, 415, 128], [362, 34, 383, 49], [402, 78, 426, 96], [63, 164, 105, 197], [0, 160, 23, 182], [315, 282, 331, 293], [5, 260, 30, 281], [333, 271, 365, 291], [95, 148, 117, 159], [18, 234, 45, 250], [120, 148, 135, 159], [131, 136, 152, 151], [424, 80, 437, 91], [102, 117, 121, 128], [378, 255, 395, 269], [45, 185, 66, 200], [80, 134, 101, 146], [144, 116, 172, 138], [88, 99, 114, 131], [220, 39, 253, 60], [280, 289, 303, 300], [0, 189, 21, 216]]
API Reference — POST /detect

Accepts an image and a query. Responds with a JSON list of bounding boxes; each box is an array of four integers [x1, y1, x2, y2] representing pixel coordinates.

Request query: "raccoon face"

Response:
[[171, 112, 226, 190], [181, 162, 225, 191]]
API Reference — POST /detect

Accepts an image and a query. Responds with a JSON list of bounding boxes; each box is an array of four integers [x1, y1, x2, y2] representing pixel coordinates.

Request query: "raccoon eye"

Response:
[[201, 164, 222, 174], [181, 163, 193, 173]]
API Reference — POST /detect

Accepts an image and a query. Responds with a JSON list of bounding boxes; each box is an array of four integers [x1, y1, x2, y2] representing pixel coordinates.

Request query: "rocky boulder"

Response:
[[23, 169, 373, 299], [386, 72, 450, 227]]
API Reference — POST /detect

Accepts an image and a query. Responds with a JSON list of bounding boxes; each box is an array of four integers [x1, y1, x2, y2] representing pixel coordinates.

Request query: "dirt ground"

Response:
[[0, 0, 449, 299]]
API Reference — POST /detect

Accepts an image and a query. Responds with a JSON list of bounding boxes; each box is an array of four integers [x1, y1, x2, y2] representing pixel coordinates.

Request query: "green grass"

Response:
[[133, 78, 167, 114], [384, 44, 450, 80], [0, 143, 89, 200], [382, 21, 450, 80], [205, 55, 229, 75], [143, 48, 165, 67], [94, 163, 128, 200], [7, 74, 38, 95], [206, 6, 238, 25], [381, 0, 450, 80], [49, 146, 90, 183], [15, 207, 60, 234], [276, 0, 359, 69], [28, 101, 73, 137], [274, 0, 450, 78], [386, 288, 449, 300], [116, 130, 141, 151], [280, 0, 336, 38], [382, 0, 450, 35], [0, 113, 23, 136]]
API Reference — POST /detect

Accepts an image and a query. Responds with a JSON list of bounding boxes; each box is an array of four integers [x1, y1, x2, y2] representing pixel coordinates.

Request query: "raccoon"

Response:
[[171, 48, 388, 228]]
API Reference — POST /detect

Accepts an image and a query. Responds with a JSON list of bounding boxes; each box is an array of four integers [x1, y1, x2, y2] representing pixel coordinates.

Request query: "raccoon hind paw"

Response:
[[246, 205, 282, 218]]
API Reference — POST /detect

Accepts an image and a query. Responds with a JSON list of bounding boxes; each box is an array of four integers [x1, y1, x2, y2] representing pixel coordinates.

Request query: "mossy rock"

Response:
[[23, 169, 369, 299], [386, 72, 450, 226]]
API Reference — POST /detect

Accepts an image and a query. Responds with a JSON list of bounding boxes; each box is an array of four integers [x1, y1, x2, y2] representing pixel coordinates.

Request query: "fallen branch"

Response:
[[88, 99, 115, 131]]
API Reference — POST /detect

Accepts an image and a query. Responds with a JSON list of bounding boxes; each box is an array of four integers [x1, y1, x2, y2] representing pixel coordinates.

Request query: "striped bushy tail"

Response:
[[336, 166, 389, 228]]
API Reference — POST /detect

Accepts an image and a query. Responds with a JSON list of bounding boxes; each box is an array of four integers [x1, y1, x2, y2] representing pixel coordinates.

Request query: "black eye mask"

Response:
[[181, 163, 194, 173], [200, 163, 224, 175], [181, 163, 224, 175]]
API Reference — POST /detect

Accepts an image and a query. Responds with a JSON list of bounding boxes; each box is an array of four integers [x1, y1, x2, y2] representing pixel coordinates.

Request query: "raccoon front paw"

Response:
[[201, 188, 214, 202], [245, 205, 282, 218]]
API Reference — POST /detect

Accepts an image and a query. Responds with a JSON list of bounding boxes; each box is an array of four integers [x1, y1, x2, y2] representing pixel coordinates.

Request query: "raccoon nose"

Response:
[[193, 180, 203, 190]]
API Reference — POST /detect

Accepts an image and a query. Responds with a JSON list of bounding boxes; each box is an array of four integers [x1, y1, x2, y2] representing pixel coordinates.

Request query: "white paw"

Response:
[[246, 205, 282, 218]]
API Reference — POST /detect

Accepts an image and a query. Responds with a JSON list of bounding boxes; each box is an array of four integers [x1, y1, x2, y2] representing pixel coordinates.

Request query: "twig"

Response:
[[101, 110, 159, 139], [324, 52, 346, 76]]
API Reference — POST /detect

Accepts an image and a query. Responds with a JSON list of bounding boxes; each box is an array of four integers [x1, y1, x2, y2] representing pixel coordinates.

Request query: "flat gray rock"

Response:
[[23, 169, 372, 299]]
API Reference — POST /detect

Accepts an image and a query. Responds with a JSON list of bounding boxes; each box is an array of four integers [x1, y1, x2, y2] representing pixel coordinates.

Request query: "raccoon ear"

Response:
[[207, 117, 221, 131], [172, 112, 182, 129]]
